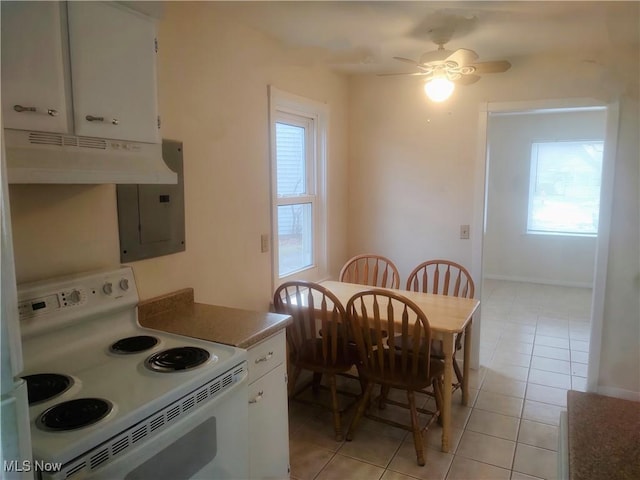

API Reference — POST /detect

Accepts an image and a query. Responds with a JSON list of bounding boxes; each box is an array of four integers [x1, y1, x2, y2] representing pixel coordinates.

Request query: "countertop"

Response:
[[567, 390, 639, 480], [138, 288, 291, 349]]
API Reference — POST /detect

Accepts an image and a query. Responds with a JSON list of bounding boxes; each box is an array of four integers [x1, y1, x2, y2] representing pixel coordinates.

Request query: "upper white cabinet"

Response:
[[1, 2, 72, 133], [67, 2, 159, 143], [1, 1, 160, 144]]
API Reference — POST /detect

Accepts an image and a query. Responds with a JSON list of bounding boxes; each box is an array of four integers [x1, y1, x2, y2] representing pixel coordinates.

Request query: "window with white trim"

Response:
[[269, 87, 327, 283], [527, 141, 604, 236]]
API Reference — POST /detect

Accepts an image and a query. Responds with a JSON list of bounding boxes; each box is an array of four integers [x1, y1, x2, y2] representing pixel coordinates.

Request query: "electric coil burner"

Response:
[[145, 346, 211, 372], [38, 398, 112, 431], [109, 335, 159, 354], [18, 266, 249, 480], [23, 373, 73, 405]]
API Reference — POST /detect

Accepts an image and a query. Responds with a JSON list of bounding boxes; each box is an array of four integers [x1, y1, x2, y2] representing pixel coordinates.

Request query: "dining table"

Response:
[[318, 280, 480, 453]]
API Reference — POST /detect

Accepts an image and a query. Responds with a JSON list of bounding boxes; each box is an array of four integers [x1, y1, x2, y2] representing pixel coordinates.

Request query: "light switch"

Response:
[[460, 225, 470, 240]]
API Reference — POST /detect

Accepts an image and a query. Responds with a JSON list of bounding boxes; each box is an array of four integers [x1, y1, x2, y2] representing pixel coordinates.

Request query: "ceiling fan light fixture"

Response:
[[424, 76, 455, 102]]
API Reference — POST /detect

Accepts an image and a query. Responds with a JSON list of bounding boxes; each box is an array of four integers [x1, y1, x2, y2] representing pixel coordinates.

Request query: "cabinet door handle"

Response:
[[249, 391, 264, 404], [254, 352, 273, 364], [13, 105, 37, 113], [13, 105, 59, 117], [85, 115, 118, 125]]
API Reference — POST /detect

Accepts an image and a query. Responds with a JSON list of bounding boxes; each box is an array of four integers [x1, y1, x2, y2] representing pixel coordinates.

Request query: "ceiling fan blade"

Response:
[[445, 48, 479, 67], [393, 56, 420, 66], [377, 71, 429, 77], [452, 74, 481, 85], [472, 60, 512, 74]]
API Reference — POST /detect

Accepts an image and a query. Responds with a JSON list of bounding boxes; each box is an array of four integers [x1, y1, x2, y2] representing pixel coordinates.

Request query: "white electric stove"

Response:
[[18, 266, 249, 480]]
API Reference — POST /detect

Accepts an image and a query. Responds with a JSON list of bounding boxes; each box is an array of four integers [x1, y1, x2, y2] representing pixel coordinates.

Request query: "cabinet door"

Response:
[[67, 2, 160, 143], [1, 1, 72, 133], [249, 363, 290, 479]]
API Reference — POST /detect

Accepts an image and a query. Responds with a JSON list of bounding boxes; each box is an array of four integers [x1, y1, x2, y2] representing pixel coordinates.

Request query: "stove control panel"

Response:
[[18, 287, 88, 319], [17, 267, 139, 332]]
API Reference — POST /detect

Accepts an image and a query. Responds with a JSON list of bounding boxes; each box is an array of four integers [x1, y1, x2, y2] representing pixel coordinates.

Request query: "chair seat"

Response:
[[361, 350, 444, 391], [294, 338, 354, 373], [392, 335, 461, 358]]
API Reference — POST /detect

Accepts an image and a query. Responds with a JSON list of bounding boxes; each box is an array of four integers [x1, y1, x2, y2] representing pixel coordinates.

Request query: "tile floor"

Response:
[[287, 279, 592, 480]]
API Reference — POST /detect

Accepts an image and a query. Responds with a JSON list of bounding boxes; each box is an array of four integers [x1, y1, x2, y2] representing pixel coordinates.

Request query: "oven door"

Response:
[[82, 370, 248, 480]]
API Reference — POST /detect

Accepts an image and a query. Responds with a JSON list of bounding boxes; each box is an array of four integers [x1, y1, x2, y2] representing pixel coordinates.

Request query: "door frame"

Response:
[[471, 98, 620, 393]]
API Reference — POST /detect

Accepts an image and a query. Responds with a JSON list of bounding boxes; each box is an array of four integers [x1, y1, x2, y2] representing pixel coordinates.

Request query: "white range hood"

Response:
[[4, 129, 177, 184]]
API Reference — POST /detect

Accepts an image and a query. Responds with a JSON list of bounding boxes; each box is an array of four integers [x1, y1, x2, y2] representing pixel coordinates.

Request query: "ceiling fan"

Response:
[[392, 45, 511, 83], [383, 42, 512, 101]]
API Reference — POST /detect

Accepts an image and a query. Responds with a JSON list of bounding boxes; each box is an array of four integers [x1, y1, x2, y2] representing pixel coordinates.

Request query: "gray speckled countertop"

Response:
[[568, 390, 640, 480], [137, 288, 291, 349]]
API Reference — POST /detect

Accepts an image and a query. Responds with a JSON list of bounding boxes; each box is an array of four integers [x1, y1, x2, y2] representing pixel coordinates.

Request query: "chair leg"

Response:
[[288, 365, 302, 397], [453, 357, 464, 393], [328, 374, 343, 441], [433, 377, 444, 426], [312, 372, 323, 394], [346, 382, 374, 442], [355, 364, 366, 395], [379, 385, 390, 409], [407, 390, 425, 466]]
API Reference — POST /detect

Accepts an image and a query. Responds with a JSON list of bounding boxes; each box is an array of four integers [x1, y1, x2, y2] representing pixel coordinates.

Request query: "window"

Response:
[[269, 87, 327, 282], [527, 141, 604, 236]]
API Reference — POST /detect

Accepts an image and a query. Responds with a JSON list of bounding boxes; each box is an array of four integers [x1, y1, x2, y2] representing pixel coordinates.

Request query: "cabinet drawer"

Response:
[[248, 330, 285, 384]]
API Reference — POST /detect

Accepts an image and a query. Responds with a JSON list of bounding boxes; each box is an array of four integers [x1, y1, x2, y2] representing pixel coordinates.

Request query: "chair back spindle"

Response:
[[339, 254, 400, 289], [273, 281, 349, 365], [406, 260, 474, 299], [346, 290, 432, 386]]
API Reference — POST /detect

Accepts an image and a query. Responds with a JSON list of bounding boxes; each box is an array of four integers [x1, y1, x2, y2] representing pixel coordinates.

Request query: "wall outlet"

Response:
[[260, 233, 269, 253], [460, 224, 470, 240]]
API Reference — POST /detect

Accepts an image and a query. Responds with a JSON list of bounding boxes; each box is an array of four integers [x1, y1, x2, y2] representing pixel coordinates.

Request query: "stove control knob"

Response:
[[103, 282, 113, 295], [119, 278, 129, 291], [68, 289, 81, 304]]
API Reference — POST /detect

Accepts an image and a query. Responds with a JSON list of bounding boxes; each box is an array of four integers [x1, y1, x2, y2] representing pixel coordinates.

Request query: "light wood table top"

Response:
[[318, 280, 479, 333]]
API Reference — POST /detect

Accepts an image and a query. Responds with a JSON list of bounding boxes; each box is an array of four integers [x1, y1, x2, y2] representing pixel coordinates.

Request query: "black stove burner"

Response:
[[110, 335, 159, 354], [22, 373, 73, 405], [38, 398, 112, 431], [146, 347, 210, 372]]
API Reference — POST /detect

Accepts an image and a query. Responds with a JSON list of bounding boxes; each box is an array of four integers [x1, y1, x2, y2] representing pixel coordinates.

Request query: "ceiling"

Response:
[[214, 1, 639, 75]]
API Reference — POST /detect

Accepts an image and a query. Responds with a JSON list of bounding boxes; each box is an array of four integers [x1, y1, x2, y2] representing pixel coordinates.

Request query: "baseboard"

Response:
[[483, 274, 593, 289], [595, 385, 640, 401]]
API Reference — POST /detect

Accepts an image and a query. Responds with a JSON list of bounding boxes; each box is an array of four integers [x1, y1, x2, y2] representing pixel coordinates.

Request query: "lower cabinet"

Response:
[[248, 330, 290, 479]]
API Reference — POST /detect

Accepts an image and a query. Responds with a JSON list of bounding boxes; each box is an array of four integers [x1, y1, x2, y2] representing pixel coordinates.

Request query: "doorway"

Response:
[[471, 99, 619, 394]]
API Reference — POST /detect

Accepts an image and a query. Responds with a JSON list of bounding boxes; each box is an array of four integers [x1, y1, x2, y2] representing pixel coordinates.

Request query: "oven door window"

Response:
[[125, 418, 216, 480]]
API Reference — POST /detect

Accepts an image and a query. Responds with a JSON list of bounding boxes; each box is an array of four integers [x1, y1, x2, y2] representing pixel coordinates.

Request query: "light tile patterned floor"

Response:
[[288, 280, 592, 480]]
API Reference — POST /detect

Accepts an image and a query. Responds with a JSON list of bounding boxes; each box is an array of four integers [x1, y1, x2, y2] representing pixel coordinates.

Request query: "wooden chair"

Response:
[[406, 260, 475, 395], [339, 254, 400, 289], [345, 289, 444, 466], [273, 281, 358, 441]]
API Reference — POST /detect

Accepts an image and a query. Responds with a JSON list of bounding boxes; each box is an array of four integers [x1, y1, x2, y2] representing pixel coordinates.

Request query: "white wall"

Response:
[[484, 110, 605, 287], [347, 76, 478, 280], [596, 97, 640, 397], [8, 3, 350, 312]]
